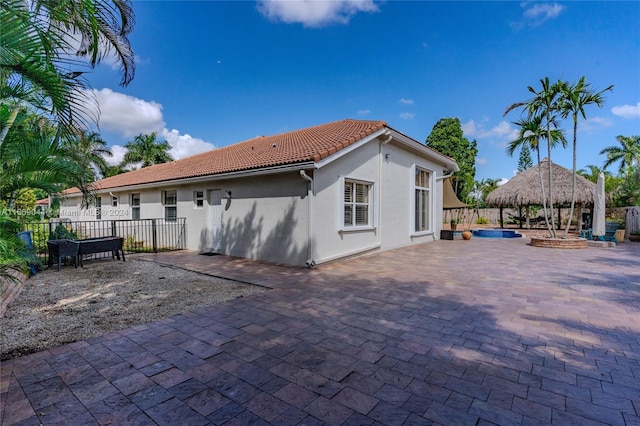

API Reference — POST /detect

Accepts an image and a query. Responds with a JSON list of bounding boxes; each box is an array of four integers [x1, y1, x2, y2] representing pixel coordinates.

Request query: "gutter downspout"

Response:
[[436, 172, 454, 181], [378, 131, 393, 246], [299, 170, 315, 268]]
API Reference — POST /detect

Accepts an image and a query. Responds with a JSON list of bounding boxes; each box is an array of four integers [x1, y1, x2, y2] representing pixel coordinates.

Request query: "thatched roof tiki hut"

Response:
[[485, 159, 597, 229]]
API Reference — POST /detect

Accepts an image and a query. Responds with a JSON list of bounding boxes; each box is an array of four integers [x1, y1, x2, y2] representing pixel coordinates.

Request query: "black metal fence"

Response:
[[22, 218, 186, 264]]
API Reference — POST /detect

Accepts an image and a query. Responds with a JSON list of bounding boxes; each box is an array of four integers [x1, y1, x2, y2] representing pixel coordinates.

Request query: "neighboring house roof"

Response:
[[63, 118, 456, 195], [35, 198, 50, 206]]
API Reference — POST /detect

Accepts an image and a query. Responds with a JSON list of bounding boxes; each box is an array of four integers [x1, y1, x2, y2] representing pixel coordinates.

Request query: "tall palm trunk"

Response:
[[563, 114, 578, 237], [0, 106, 21, 148], [535, 147, 549, 231], [544, 118, 556, 237]]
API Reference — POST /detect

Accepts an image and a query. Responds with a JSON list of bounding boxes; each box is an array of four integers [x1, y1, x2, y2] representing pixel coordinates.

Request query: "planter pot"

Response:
[[530, 237, 588, 249], [629, 234, 640, 242], [614, 229, 625, 242], [461, 231, 472, 240]]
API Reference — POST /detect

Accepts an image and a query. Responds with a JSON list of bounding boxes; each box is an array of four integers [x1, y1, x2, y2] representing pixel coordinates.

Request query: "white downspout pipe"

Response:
[[299, 170, 315, 268], [378, 131, 393, 246], [436, 172, 454, 180]]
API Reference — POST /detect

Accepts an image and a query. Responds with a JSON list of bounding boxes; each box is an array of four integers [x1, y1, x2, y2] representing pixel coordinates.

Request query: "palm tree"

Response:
[[559, 77, 613, 237], [616, 167, 640, 206], [0, 3, 92, 146], [121, 132, 173, 169], [506, 114, 566, 233], [578, 164, 609, 183], [0, 0, 136, 145], [63, 130, 113, 178], [600, 135, 640, 175], [36, 0, 136, 86], [475, 178, 500, 205], [0, 112, 95, 208], [505, 78, 565, 237], [0, 214, 32, 283], [0, 0, 136, 279], [103, 164, 127, 177]]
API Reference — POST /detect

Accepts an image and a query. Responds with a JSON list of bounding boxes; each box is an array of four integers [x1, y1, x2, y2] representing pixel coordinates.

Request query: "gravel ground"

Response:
[[0, 258, 266, 360]]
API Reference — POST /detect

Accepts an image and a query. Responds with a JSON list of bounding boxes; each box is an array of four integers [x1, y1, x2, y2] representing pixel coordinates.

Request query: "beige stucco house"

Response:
[[59, 119, 458, 266]]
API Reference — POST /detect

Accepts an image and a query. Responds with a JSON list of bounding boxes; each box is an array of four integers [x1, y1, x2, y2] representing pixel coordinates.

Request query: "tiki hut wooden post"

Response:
[[485, 159, 597, 233]]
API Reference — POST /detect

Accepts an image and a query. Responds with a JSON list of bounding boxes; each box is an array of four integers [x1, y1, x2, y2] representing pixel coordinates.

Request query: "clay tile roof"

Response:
[[66, 119, 387, 193]]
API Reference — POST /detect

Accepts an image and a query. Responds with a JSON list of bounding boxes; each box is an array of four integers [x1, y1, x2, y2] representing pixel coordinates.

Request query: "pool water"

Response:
[[472, 229, 523, 239]]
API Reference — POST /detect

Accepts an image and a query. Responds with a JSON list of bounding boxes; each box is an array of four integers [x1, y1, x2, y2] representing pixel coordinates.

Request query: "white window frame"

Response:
[[340, 177, 375, 232], [131, 193, 140, 220], [412, 165, 433, 235], [194, 191, 204, 209], [163, 190, 177, 222]]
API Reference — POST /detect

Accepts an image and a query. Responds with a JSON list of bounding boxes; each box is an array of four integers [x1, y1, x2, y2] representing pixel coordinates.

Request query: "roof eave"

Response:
[[63, 161, 316, 196], [387, 129, 459, 172]]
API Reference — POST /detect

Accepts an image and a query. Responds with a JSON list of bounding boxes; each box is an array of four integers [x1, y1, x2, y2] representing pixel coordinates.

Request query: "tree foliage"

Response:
[[0, 111, 95, 208], [121, 132, 173, 169], [425, 118, 477, 203], [600, 135, 640, 175], [62, 130, 113, 179], [504, 76, 612, 238], [516, 145, 533, 173], [0, 0, 136, 279], [558, 76, 612, 236]]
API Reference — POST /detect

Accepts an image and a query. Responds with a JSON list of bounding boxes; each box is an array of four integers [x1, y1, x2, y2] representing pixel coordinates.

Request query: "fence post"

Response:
[[152, 219, 157, 253], [111, 220, 117, 237]]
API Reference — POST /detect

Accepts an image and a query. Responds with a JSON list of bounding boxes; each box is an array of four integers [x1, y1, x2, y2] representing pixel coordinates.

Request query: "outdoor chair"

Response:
[[508, 214, 526, 226], [596, 222, 620, 243], [528, 216, 546, 227]]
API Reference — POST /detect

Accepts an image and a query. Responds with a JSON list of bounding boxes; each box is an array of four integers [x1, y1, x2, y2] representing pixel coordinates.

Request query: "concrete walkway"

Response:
[[2, 238, 639, 425]]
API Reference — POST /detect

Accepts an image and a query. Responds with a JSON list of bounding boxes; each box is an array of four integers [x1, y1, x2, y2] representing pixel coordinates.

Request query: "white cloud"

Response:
[[399, 98, 414, 105], [89, 88, 165, 137], [89, 88, 215, 165], [486, 121, 514, 138], [523, 2, 565, 21], [461, 119, 479, 137], [462, 119, 518, 141], [108, 145, 128, 166], [476, 157, 487, 165], [256, 0, 379, 27], [498, 177, 509, 186], [161, 129, 215, 160], [399, 112, 415, 120], [357, 109, 371, 116], [511, 2, 565, 29], [611, 102, 640, 119], [578, 116, 613, 132]]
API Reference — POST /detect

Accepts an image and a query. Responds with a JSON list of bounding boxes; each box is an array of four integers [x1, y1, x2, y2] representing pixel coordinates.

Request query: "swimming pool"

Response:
[[472, 229, 523, 238]]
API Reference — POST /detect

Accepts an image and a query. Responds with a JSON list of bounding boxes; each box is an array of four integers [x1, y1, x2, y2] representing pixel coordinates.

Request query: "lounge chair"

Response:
[[529, 216, 546, 227], [508, 214, 526, 226], [595, 222, 619, 243]]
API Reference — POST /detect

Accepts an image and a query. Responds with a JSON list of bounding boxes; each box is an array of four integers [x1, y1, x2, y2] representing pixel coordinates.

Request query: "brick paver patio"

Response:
[[1, 238, 639, 425]]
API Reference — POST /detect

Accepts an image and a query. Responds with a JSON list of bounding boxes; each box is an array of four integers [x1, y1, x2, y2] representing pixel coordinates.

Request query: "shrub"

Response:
[[49, 224, 78, 240], [476, 216, 488, 224]]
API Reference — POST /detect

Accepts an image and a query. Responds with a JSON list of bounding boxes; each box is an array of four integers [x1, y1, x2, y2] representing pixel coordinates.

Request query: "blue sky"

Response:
[[87, 1, 640, 182]]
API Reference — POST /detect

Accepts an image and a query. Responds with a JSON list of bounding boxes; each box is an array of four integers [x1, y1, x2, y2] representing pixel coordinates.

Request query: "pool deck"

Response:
[[1, 238, 639, 425]]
